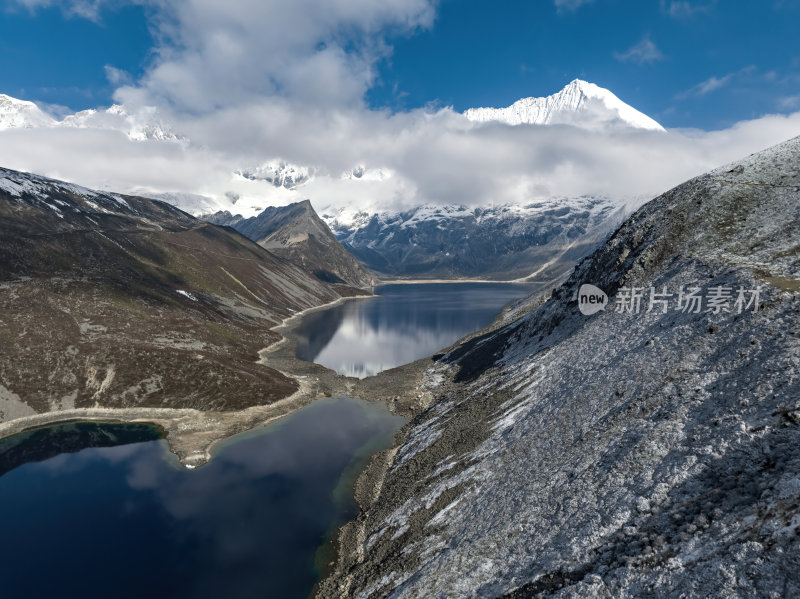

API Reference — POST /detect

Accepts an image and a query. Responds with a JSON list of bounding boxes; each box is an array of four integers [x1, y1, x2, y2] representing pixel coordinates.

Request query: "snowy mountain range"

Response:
[[235, 162, 315, 190], [463, 79, 664, 131], [0, 94, 56, 130], [320, 196, 638, 280], [0, 93, 181, 141], [0, 78, 662, 159], [0, 80, 665, 279]]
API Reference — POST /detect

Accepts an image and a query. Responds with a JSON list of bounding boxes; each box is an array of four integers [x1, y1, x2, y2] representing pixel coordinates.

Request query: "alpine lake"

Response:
[[0, 282, 535, 598]]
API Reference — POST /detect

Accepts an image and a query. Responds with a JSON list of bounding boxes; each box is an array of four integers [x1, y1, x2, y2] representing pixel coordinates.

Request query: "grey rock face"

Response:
[[324, 198, 630, 281], [205, 200, 375, 289], [319, 137, 800, 598]]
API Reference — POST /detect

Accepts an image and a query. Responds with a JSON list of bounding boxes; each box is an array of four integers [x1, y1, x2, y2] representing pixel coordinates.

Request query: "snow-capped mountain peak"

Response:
[[341, 165, 394, 181], [0, 94, 57, 130], [0, 93, 183, 141], [463, 79, 664, 131], [60, 104, 184, 142], [319, 195, 639, 280], [234, 161, 315, 189]]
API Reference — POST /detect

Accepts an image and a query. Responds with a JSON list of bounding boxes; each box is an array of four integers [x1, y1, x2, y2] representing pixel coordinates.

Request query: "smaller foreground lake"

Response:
[[0, 397, 405, 599], [294, 282, 537, 377]]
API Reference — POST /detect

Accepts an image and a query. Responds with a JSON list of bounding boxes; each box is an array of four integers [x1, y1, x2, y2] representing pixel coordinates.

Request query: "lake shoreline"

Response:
[[0, 276, 557, 474], [0, 289, 433, 468], [0, 280, 558, 598], [313, 280, 561, 598], [376, 276, 556, 285], [0, 396, 408, 599], [0, 292, 358, 467]]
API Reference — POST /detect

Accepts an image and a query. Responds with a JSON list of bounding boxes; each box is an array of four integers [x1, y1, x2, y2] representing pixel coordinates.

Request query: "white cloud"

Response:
[[660, 1, 714, 18], [554, 0, 594, 12], [613, 36, 664, 64], [30, 100, 74, 119], [8, 0, 116, 21], [677, 66, 756, 99], [780, 95, 800, 109], [104, 65, 134, 87], [113, 0, 436, 113], [3, 102, 800, 220], [2, 0, 800, 222], [681, 74, 734, 97]]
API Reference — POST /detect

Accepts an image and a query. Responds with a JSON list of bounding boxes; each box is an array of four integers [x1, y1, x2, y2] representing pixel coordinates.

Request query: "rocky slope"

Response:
[[205, 200, 375, 288], [0, 167, 358, 421], [318, 137, 800, 598], [323, 197, 632, 281]]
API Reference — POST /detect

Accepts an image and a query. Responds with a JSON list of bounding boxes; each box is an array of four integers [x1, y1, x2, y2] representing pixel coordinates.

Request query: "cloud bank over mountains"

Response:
[[1, 0, 799, 217]]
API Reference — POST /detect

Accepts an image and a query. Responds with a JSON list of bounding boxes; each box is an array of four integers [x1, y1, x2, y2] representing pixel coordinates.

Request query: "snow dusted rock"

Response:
[[319, 137, 800, 598], [0, 94, 56, 130], [235, 161, 315, 190], [60, 104, 185, 142], [464, 79, 664, 132], [323, 197, 638, 281]]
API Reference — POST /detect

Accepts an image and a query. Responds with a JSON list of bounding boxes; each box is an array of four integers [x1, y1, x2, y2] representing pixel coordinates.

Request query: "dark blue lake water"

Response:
[[0, 397, 405, 599], [0, 283, 536, 597], [294, 282, 536, 377]]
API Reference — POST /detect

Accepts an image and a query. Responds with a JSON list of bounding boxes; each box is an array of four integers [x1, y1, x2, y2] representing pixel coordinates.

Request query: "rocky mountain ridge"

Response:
[[322, 196, 635, 280], [0, 166, 359, 421], [205, 200, 375, 288], [318, 136, 800, 598]]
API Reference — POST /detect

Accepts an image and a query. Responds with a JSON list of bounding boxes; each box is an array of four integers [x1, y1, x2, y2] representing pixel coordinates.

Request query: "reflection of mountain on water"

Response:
[[296, 283, 535, 377], [0, 422, 164, 478], [294, 300, 353, 361]]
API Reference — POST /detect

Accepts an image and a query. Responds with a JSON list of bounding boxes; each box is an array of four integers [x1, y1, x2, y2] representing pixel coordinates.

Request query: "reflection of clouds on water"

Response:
[[34, 443, 147, 475], [0, 401, 403, 598], [119, 397, 404, 597], [298, 283, 535, 378], [314, 318, 460, 377]]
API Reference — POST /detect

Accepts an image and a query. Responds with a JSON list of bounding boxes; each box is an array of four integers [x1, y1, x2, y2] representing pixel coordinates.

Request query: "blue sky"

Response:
[[2, 0, 800, 217], [369, 0, 800, 129], [0, 2, 152, 114], [2, 0, 798, 129]]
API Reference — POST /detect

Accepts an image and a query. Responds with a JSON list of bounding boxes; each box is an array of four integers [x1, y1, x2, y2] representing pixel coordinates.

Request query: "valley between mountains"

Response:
[[0, 167, 379, 465], [0, 133, 798, 597], [2, 0, 800, 593], [318, 136, 800, 598], [0, 165, 483, 467]]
